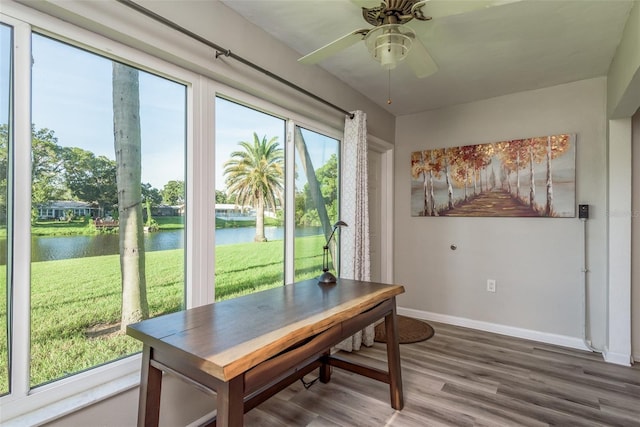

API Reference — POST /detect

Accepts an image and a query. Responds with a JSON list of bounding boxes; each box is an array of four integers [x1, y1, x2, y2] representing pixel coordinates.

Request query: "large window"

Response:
[[0, 22, 12, 396], [29, 34, 186, 386]]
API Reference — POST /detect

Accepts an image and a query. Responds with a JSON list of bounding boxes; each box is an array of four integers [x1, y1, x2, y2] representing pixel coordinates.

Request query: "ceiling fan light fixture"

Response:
[[365, 24, 414, 70]]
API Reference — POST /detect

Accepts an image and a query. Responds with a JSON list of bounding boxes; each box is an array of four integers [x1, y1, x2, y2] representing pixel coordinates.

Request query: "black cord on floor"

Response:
[[300, 376, 320, 389]]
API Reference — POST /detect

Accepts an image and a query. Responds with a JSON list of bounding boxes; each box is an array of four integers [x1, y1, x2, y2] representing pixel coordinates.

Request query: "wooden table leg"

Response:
[[216, 375, 244, 427], [385, 298, 404, 410], [138, 345, 163, 427], [319, 350, 332, 383]]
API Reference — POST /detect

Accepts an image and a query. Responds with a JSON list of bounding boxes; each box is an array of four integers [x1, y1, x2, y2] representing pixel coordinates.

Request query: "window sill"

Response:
[[0, 355, 141, 426]]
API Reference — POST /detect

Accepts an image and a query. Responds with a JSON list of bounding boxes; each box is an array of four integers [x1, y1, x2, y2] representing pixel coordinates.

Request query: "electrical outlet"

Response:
[[487, 279, 496, 293]]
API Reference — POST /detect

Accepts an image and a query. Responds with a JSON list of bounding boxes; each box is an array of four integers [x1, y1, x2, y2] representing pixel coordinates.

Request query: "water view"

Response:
[[0, 226, 323, 264]]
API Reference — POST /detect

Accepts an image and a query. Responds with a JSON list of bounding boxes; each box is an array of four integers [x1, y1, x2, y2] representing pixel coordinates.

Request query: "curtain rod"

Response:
[[115, 0, 355, 119]]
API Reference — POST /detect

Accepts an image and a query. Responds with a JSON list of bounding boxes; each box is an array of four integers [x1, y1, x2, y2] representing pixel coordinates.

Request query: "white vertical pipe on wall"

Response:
[[632, 110, 640, 363]]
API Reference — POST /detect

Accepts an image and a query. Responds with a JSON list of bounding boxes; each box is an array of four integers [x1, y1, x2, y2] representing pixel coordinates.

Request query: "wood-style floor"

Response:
[[244, 321, 640, 426]]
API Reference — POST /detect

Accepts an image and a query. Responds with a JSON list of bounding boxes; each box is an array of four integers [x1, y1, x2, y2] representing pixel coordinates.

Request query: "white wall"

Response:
[[44, 375, 213, 427], [394, 78, 608, 349]]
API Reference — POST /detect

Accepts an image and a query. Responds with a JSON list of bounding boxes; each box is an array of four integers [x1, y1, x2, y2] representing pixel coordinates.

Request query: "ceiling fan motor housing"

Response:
[[364, 24, 415, 70], [363, 0, 429, 26]]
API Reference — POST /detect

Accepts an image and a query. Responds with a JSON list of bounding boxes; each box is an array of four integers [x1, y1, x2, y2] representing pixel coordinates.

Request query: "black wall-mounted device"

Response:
[[578, 204, 589, 219]]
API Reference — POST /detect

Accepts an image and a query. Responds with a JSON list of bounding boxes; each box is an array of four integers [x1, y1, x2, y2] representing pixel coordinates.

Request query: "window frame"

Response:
[[0, 5, 345, 425]]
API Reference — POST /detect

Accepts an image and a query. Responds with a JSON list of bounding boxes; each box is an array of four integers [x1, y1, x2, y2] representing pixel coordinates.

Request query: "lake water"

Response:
[[0, 226, 322, 264]]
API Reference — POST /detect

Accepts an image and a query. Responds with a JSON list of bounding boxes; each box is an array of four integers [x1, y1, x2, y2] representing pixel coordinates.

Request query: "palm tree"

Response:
[[224, 133, 284, 242], [112, 62, 148, 331]]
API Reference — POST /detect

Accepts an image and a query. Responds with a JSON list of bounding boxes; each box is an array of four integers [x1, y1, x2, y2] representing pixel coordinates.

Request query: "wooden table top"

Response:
[[127, 278, 404, 381]]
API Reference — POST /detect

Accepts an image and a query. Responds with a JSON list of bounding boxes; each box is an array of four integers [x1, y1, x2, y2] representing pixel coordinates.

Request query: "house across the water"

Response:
[[214, 203, 255, 221], [37, 201, 100, 220]]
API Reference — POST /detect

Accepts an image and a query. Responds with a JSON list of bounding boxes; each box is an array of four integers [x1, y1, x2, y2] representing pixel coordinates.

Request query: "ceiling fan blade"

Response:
[[406, 38, 438, 78], [415, 0, 521, 20], [298, 29, 369, 64]]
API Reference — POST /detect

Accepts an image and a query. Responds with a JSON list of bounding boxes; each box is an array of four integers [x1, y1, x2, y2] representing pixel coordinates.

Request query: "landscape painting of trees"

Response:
[[410, 134, 576, 217]]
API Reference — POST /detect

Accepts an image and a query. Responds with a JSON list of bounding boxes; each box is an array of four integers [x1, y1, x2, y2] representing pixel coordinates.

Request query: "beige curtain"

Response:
[[335, 110, 373, 352]]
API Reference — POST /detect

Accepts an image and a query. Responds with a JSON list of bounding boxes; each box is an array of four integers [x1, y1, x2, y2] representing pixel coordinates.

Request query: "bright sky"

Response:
[[1, 28, 339, 193], [214, 99, 339, 192], [31, 33, 186, 190]]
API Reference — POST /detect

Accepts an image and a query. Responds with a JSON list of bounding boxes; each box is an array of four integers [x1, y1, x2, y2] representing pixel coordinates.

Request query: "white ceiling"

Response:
[[222, 0, 633, 116]]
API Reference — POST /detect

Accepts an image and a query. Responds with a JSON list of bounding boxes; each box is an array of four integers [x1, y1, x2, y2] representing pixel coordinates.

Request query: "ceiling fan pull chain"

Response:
[[387, 69, 393, 105]]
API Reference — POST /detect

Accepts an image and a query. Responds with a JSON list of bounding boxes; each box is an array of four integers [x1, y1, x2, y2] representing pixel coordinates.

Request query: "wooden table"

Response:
[[127, 278, 405, 427]]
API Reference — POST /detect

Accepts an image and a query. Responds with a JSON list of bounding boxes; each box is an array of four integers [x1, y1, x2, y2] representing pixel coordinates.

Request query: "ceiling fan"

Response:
[[298, 0, 519, 78]]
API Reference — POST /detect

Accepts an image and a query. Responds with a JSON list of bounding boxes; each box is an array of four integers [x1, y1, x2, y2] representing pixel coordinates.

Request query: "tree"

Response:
[[431, 148, 454, 210], [473, 143, 494, 192], [224, 132, 284, 242], [294, 191, 308, 225], [315, 154, 338, 204], [161, 180, 185, 205], [142, 183, 162, 229], [141, 182, 162, 206], [113, 62, 148, 332], [541, 134, 571, 216], [410, 150, 430, 216], [31, 126, 67, 220], [416, 149, 445, 216], [300, 153, 338, 226], [521, 138, 547, 208], [424, 151, 436, 215], [62, 146, 117, 215], [496, 139, 527, 200], [450, 147, 472, 201], [215, 189, 227, 204], [294, 127, 333, 239]]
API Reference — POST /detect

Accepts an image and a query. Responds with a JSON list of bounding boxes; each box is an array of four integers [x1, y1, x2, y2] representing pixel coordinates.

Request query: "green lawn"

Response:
[[29, 218, 100, 236], [0, 234, 324, 390]]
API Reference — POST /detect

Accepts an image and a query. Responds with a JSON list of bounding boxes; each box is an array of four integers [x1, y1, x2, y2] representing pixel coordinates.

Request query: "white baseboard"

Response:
[[398, 307, 595, 353], [603, 348, 633, 366]]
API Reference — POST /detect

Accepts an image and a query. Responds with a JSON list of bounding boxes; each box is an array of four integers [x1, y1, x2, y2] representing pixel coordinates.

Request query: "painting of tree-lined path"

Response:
[[410, 134, 576, 217]]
